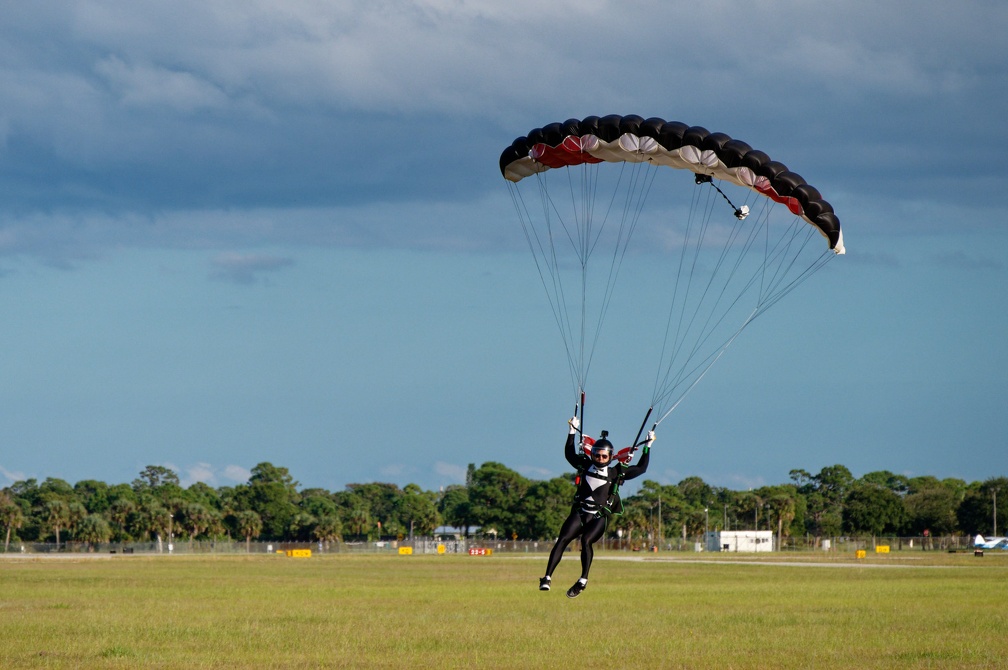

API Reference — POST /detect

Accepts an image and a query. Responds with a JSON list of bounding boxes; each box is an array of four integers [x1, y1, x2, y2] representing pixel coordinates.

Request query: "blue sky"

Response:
[[1, 1, 1006, 494]]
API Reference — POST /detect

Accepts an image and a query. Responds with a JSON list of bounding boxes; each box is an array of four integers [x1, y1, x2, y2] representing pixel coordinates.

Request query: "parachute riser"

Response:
[[576, 390, 586, 446], [631, 406, 654, 452]]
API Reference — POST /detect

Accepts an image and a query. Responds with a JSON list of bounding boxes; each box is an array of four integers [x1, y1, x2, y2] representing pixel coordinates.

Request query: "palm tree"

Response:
[[737, 492, 765, 530], [182, 503, 211, 549], [75, 515, 112, 552], [614, 502, 648, 550], [205, 510, 225, 542], [767, 492, 797, 550], [237, 511, 262, 553], [66, 502, 88, 545], [313, 515, 342, 550], [288, 512, 318, 542], [348, 506, 371, 540], [45, 500, 71, 550], [134, 497, 170, 551], [2, 497, 24, 552], [108, 499, 136, 541]]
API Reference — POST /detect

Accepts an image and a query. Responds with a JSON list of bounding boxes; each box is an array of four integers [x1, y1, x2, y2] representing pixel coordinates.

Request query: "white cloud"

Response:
[[175, 463, 252, 487], [433, 461, 467, 484], [181, 462, 217, 487], [515, 465, 556, 481], [379, 462, 408, 480], [222, 464, 251, 483], [0, 464, 27, 485]]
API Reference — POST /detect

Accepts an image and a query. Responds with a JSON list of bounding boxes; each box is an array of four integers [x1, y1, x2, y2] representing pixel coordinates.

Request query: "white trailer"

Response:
[[706, 530, 774, 552]]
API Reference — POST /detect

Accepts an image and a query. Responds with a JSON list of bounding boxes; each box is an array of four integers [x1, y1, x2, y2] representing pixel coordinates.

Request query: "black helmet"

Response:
[[591, 430, 614, 466]]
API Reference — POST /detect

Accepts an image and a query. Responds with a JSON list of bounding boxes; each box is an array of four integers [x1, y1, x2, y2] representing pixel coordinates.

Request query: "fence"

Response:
[[0, 535, 981, 556]]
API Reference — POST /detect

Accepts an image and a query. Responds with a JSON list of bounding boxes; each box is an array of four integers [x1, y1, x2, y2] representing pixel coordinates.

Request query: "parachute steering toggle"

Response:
[[695, 173, 750, 220]]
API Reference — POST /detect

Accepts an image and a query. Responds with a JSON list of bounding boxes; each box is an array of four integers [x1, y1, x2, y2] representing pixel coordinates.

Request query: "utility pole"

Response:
[[658, 495, 662, 550], [704, 507, 709, 551]]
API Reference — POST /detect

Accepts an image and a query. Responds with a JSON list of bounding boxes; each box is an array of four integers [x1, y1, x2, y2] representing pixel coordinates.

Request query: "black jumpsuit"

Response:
[[543, 431, 650, 581]]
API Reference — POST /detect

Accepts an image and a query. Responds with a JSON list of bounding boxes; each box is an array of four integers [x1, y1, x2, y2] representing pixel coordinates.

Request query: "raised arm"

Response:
[[564, 416, 584, 469], [622, 430, 655, 481]]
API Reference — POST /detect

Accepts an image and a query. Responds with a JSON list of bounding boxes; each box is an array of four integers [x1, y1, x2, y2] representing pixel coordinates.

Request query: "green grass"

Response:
[[2, 551, 1006, 668]]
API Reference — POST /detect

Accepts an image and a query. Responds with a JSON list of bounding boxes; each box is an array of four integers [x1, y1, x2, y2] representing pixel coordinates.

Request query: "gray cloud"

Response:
[[931, 251, 1004, 271], [0, 1, 1004, 265], [209, 251, 294, 284]]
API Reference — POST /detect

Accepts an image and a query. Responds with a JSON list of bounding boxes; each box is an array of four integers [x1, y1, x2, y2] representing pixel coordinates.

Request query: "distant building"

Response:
[[706, 530, 774, 552], [432, 526, 476, 540]]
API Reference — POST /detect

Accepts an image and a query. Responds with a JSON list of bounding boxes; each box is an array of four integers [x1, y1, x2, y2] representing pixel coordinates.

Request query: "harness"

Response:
[[576, 407, 655, 518]]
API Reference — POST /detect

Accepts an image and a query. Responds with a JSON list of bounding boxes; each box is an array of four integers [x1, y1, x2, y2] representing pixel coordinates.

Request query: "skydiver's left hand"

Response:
[[645, 430, 656, 448]]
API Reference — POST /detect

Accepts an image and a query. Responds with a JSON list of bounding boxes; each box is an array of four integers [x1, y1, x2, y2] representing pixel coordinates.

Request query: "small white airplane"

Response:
[[973, 535, 1008, 549]]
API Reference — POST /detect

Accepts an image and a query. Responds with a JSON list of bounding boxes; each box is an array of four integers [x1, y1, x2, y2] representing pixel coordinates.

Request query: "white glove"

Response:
[[645, 430, 656, 447], [568, 416, 580, 434]]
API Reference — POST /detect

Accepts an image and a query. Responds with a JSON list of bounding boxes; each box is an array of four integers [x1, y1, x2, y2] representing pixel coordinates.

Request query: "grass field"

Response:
[[2, 550, 1006, 669]]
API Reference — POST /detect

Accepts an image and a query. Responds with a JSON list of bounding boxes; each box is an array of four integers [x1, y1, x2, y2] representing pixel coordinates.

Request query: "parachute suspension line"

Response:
[[653, 238, 835, 428], [508, 178, 583, 399], [652, 179, 725, 406], [549, 159, 629, 396], [565, 159, 618, 396], [545, 171, 589, 397], [649, 176, 836, 425], [583, 158, 658, 381], [533, 157, 657, 400], [652, 178, 704, 402], [650, 192, 766, 417], [561, 162, 591, 396], [513, 156, 659, 404], [653, 304, 759, 427], [652, 188, 772, 419]]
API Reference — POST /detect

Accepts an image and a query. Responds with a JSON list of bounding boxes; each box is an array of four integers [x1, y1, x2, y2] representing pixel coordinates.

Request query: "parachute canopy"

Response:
[[500, 114, 843, 254], [500, 114, 844, 429]]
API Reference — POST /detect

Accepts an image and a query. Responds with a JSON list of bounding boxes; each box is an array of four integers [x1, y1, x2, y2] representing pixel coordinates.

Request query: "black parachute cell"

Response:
[[682, 126, 710, 148], [499, 139, 529, 175], [596, 115, 624, 142], [539, 122, 564, 146], [560, 118, 582, 137], [740, 149, 771, 173], [791, 184, 823, 210], [619, 114, 646, 136], [803, 198, 834, 220], [720, 139, 754, 169], [772, 171, 807, 198], [579, 116, 601, 136], [656, 121, 688, 151], [640, 117, 667, 140], [526, 126, 547, 146], [758, 160, 790, 182], [702, 132, 733, 153], [815, 212, 842, 249]]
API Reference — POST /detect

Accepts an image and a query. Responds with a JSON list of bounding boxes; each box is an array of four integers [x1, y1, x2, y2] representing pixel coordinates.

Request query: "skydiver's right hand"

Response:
[[568, 416, 580, 434]]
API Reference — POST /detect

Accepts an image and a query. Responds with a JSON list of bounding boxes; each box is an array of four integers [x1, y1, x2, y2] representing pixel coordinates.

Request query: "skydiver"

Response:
[[539, 416, 654, 598]]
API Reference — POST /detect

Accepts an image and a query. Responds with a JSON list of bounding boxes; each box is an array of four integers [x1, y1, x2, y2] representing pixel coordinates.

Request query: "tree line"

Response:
[[1, 461, 1005, 551]]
